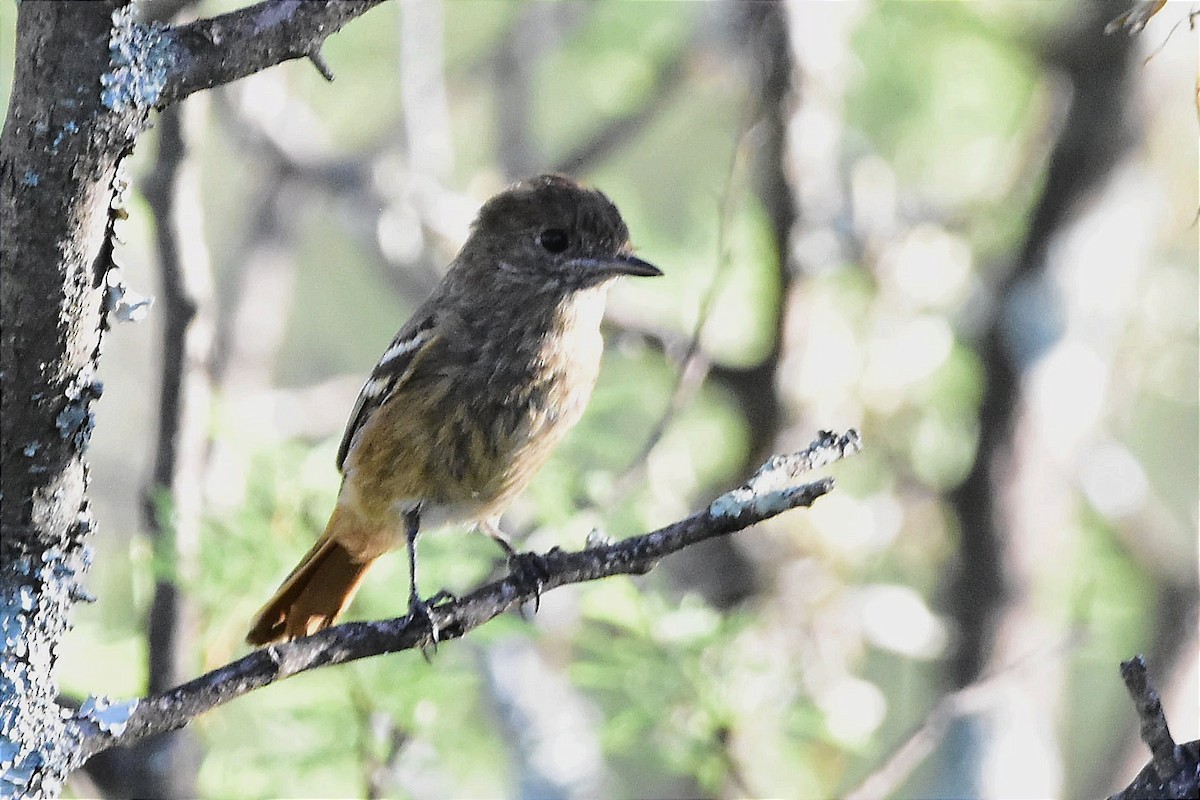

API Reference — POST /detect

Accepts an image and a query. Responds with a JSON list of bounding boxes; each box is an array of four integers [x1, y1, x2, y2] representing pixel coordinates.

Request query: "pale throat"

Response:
[[544, 284, 608, 369]]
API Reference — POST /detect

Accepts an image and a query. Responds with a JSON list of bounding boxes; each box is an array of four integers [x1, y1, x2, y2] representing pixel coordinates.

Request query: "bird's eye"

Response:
[[537, 228, 570, 253]]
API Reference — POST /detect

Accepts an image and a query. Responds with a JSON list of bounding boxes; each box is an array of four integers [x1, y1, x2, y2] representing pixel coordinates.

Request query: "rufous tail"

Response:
[[246, 506, 375, 646]]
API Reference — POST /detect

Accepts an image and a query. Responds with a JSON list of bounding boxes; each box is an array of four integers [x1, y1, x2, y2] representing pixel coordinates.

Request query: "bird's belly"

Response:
[[337, 380, 592, 557], [336, 295, 604, 559]]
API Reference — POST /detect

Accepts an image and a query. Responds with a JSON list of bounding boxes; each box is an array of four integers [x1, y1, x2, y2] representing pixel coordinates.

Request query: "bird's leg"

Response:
[[480, 518, 549, 612], [404, 508, 441, 645]]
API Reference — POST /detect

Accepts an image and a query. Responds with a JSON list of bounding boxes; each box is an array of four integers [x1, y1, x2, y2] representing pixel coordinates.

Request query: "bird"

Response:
[[246, 174, 661, 646]]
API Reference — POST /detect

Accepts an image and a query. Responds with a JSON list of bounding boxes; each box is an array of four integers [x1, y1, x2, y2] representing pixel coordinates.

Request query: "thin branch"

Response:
[[159, 0, 389, 107], [68, 429, 861, 765], [1120, 656, 1183, 781], [307, 49, 335, 82], [1090, 584, 1200, 797], [1109, 655, 1200, 800]]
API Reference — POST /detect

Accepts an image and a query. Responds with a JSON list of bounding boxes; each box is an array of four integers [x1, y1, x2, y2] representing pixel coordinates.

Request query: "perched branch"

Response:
[[158, 0, 388, 107], [67, 429, 861, 765], [1109, 656, 1200, 800]]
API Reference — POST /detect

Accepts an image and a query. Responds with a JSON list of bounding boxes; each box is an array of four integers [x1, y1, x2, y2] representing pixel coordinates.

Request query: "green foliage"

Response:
[[577, 583, 772, 795], [849, 1, 1042, 206]]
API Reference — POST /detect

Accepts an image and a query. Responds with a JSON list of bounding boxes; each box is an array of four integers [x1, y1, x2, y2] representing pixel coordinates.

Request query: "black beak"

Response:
[[570, 253, 662, 278], [614, 253, 663, 277]]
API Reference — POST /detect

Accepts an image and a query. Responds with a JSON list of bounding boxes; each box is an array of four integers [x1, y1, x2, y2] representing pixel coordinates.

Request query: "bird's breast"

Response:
[[342, 287, 609, 535], [480, 287, 607, 483]]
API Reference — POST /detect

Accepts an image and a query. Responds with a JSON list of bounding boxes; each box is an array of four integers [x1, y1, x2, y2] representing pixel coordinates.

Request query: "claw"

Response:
[[506, 550, 550, 613], [409, 591, 441, 657], [428, 588, 458, 607], [477, 518, 548, 614]]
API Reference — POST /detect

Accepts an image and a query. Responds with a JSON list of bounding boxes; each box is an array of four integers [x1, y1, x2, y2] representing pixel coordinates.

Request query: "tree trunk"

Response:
[[1, 2, 148, 794]]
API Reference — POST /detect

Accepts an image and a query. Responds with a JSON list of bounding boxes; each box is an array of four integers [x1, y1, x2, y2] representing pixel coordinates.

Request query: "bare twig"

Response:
[[1109, 656, 1200, 800], [307, 48, 335, 82], [1092, 584, 1200, 797], [158, 0, 388, 107], [67, 430, 861, 765], [1118, 657, 1176, 767], [1120, 657, 1184, 780]]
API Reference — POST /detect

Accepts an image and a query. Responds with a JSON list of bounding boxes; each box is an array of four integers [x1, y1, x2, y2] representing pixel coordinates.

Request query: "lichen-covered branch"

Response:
[[68, 429, 861, 765], [0, 2, 393, 794], [157, 0, 388, 107]]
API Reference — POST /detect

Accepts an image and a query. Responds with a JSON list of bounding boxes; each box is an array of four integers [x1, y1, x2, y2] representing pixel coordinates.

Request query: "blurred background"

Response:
[[2, 0, 1196, 797]]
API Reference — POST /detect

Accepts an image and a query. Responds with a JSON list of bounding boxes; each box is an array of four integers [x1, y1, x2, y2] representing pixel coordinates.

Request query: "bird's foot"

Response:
[[504, 549, 551, 614], [408, 589, 455, 655]]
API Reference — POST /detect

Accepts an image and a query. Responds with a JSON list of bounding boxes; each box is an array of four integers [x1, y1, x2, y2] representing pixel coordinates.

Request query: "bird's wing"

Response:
[[336, 313, 441, 472]]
